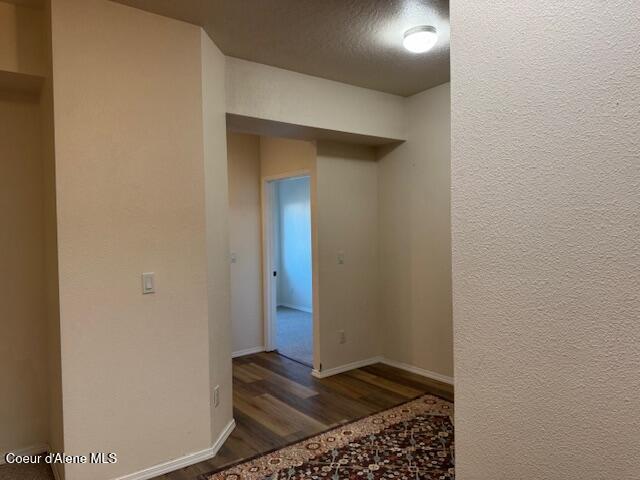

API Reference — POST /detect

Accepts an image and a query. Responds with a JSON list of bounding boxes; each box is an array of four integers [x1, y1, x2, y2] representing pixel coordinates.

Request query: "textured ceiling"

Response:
[[111, 0, 449, 97]]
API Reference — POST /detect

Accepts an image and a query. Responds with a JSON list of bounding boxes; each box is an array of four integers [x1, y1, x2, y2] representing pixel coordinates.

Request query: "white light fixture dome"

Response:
[[403, 25, 438, 53]]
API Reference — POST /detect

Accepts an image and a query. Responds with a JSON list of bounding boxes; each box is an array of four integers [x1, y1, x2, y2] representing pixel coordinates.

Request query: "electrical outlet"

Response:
[[213, 385, 220, 407], [339, 330, 346, 344]]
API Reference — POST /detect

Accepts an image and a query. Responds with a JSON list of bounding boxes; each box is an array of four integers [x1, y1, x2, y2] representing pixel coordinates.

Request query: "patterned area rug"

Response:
[[204, 395, 454, 480]]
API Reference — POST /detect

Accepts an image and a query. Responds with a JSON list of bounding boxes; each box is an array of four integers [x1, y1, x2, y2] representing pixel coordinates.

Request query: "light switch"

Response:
[[142, 272, 155, 294], [230, 252, 237, 264], [337, 251, 345, 265]]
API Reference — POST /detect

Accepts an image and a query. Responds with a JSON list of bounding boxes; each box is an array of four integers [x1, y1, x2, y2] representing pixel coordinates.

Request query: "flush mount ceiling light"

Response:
[[403, 25, 438, 53]]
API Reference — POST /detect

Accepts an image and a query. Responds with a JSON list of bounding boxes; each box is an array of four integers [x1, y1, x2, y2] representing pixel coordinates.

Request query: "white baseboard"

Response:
[[1, 443, 49, 465], [115, 418, 236, 480], [232, 346, 265, 358], [311, 356, 454, 386], [277, 303, 313, 314], [380, 358, 454, 386], [212, 418, 236, 454], [312, 356, 383, 378]]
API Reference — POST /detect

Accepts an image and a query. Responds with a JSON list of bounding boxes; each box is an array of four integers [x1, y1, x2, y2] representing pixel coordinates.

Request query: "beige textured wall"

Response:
[[201, 29, 234, 441], [451, 1, 639, 478], [50, 1, 215, 478], [378, 83, 453, 379], [259, 136, 320, 368], [316, 142, 379, 371], [40, 0, 64, 469], [0, 1, 44, 76], [260, 136, 318, 179], [227, 133, 263, 354], [0, 90, 49, 455], [226, 57, 407, 142]]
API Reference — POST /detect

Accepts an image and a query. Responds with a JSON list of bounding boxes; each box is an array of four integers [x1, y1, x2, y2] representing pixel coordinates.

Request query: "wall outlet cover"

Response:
[[213, 385, 220, 407]]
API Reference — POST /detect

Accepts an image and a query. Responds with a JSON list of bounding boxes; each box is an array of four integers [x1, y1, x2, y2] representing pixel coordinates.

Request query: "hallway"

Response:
[[155, 352, 453, 480]]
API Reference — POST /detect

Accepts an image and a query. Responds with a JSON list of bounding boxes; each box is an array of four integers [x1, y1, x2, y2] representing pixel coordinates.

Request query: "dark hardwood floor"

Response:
[[0, 353, 452, 480], [156, 352, 453, 480]]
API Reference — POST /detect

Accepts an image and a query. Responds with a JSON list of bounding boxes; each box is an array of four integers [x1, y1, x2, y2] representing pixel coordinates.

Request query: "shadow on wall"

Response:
[[375, 83, 453, 380], [0, 2, 46, 76]]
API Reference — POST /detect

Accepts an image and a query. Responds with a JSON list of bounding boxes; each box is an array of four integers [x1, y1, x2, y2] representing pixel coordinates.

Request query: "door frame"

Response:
[[261, 170, 313, 354]]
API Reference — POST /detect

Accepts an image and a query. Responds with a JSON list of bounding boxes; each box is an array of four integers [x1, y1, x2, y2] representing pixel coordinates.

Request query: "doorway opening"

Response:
[[264, 175, 313, 367]]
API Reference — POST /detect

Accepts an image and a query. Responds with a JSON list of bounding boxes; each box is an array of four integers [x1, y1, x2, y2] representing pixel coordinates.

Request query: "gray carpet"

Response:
[[275, 306, 313, 366], [0, 462, 54, 480]]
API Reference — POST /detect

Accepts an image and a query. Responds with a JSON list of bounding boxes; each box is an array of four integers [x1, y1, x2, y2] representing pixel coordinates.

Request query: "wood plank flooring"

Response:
[[156, 352, 453, 480]]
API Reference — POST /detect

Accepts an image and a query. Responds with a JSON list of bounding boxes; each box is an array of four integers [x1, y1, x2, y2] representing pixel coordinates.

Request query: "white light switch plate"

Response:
[[142, 272, 155, 294]]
